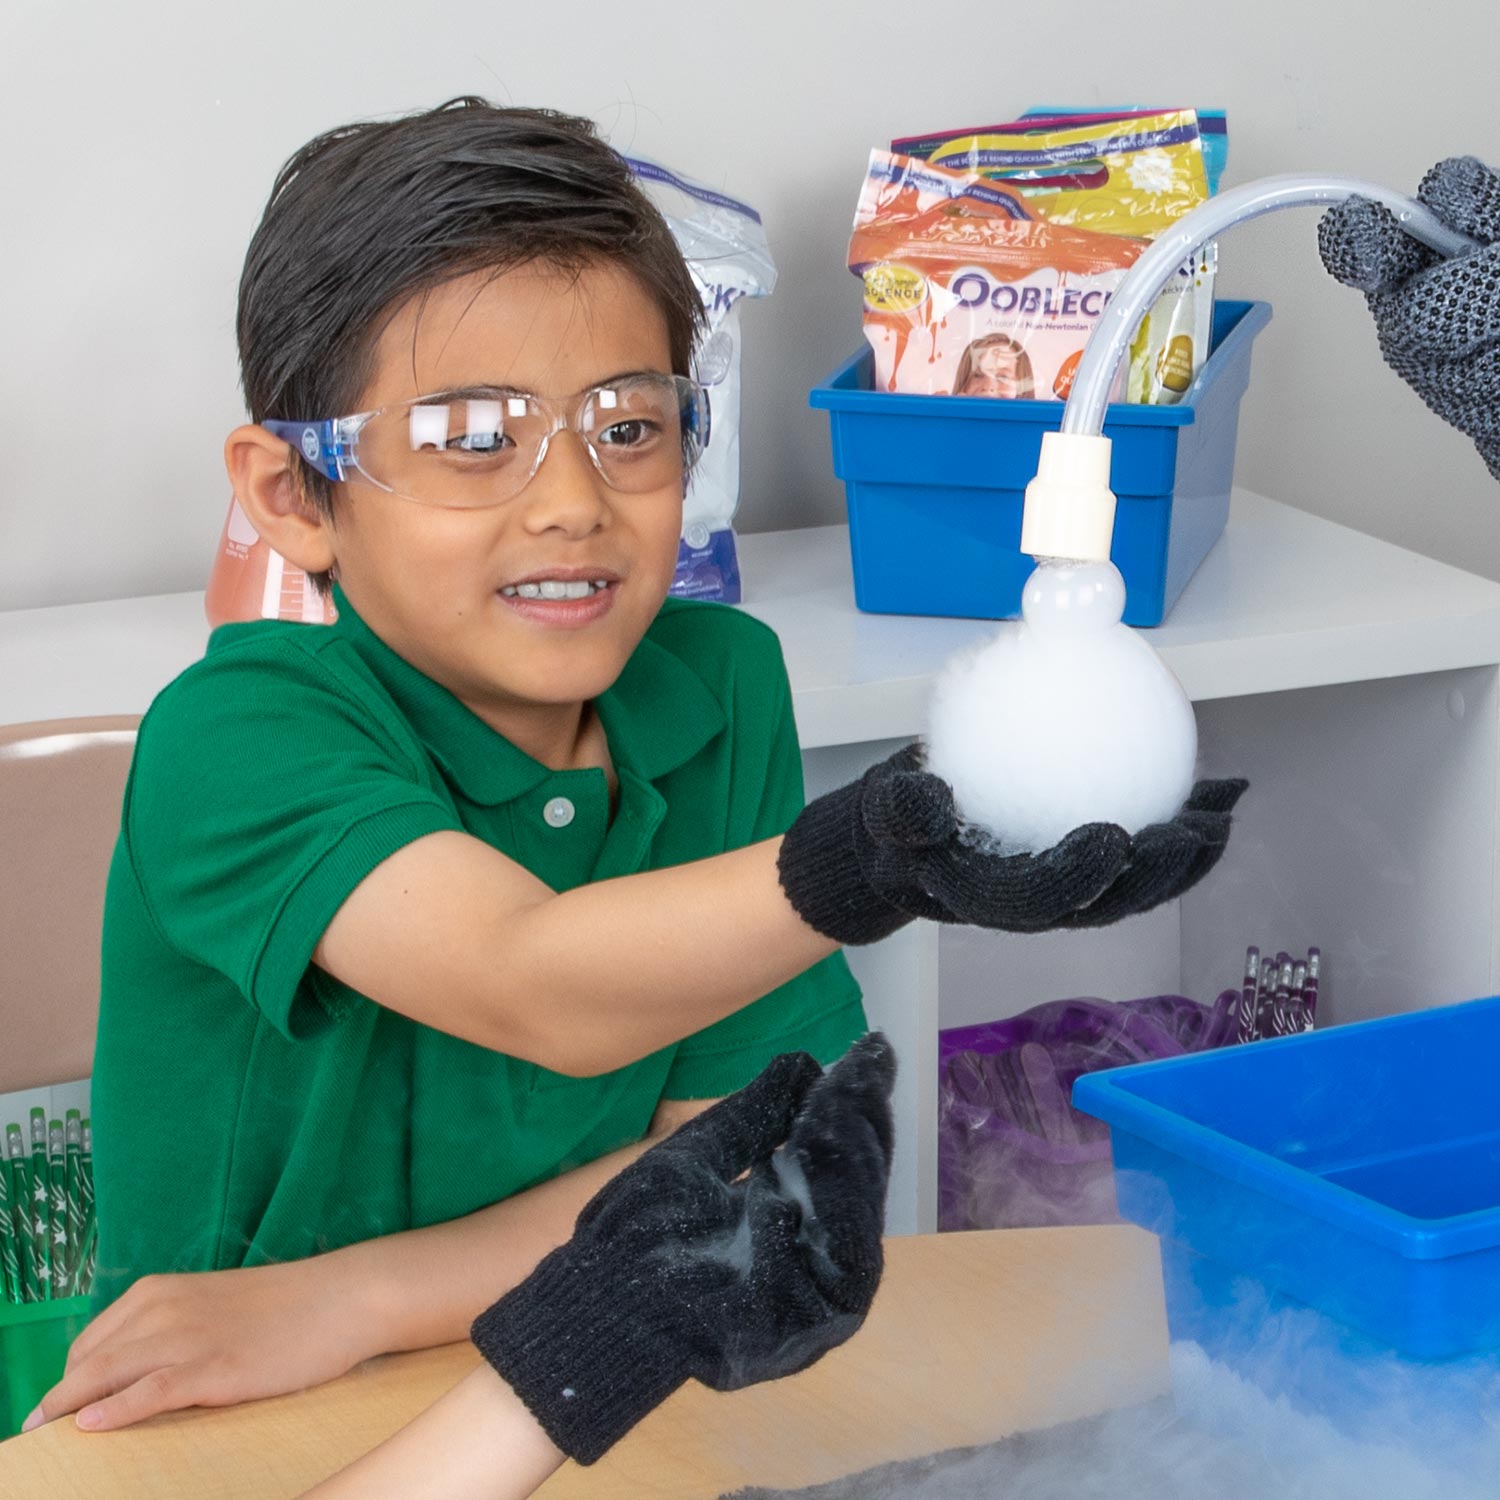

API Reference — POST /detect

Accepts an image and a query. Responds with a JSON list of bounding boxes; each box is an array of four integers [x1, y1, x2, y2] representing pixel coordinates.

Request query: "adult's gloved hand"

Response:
[[471, 1035, 896, 1466], [1319, 156, 1500, 479], [777, 744, 1247, 945]]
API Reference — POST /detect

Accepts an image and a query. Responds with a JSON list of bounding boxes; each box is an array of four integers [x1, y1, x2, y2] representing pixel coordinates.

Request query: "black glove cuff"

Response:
[[777, 779, 914, 947], [471, 1247, 685, 1466]]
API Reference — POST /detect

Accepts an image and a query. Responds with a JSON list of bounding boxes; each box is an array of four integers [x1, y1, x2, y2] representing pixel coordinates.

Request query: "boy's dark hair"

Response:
[[237, 98, 705, 593]]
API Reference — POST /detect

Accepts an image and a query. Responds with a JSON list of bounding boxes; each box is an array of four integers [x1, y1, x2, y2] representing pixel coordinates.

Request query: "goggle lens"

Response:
[[344, 375, 707, 509]]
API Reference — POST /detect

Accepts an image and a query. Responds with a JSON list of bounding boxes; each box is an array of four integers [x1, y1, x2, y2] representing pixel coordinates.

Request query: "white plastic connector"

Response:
[[1019, 431, 1117, 562]]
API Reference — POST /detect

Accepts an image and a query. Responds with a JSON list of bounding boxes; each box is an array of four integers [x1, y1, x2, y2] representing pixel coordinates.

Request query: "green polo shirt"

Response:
[[89, 587, 864, 1313]]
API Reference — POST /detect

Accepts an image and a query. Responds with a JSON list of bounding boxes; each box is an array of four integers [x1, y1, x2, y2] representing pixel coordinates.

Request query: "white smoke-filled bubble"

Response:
[[925, 560, 1197, 854]]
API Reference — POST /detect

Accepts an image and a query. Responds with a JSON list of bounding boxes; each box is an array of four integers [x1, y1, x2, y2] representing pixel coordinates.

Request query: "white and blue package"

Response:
[[625, 157, 777, 604]]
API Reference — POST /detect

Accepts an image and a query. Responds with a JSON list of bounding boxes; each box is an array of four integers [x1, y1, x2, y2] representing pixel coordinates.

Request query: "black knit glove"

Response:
[[471, 1035, 896, 1466], [1319, 156, 1500, 479], [778, 744, 1247, 944]]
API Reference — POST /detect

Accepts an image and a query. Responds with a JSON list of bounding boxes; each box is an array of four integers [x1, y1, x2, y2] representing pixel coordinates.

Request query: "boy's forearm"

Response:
[[318, 832, 842, 1074], [508, 837, 838, 1075], [336, 1107, 708, 1358]]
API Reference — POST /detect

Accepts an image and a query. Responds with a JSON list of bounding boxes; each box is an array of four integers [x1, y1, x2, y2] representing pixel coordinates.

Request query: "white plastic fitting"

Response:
[[1019, 431, 1117, 562]]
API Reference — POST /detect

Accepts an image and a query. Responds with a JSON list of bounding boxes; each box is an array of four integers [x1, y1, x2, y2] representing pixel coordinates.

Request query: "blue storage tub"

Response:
[[809, 299, 1272, 627], [1072, 996, 1500, 1363]]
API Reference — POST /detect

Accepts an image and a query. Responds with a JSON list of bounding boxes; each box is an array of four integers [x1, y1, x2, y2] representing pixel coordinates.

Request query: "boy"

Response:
[[31, 98, 1241, 1434]]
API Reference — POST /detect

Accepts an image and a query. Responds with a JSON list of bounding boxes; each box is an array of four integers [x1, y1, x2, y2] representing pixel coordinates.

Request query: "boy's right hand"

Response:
[[777, 744, 1246, 944], [24, 1254, 382, 1434]]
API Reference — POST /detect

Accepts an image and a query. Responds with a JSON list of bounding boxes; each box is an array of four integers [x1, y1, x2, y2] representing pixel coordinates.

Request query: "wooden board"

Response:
[[0, 1226, 1169, 1499]]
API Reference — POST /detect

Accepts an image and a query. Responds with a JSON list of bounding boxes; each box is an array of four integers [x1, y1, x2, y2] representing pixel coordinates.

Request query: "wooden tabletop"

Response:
[[0, 1226, 1169, 1499]]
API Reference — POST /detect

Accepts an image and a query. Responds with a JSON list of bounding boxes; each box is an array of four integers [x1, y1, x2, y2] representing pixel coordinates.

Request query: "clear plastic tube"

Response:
[[1061, 174, 1480, 439]]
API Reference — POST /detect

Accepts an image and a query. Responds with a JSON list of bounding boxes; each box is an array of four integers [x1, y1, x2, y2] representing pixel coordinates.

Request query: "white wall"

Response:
[[5, 0, 1498, 612]]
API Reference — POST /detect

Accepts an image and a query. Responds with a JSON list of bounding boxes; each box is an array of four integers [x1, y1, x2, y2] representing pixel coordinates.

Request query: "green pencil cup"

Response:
[[0, 1297, 88, 1438]]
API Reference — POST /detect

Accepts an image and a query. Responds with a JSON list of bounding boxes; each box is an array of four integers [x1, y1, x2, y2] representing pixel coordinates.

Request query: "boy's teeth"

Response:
[[502, 579, 606, 600]]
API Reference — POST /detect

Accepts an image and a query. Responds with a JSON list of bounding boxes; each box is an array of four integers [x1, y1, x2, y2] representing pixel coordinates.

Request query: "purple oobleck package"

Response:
[[938, 992, 1239, 1231], [625, 157, 777, 604]]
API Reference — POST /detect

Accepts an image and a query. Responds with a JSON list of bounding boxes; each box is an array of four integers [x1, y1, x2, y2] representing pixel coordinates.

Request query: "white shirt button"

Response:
[[543, 796, 576, 829]]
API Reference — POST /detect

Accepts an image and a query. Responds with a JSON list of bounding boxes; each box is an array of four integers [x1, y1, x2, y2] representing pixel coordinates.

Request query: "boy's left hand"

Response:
[[24, 1256, 379, 1433], [471, 1037, 895, 1466]]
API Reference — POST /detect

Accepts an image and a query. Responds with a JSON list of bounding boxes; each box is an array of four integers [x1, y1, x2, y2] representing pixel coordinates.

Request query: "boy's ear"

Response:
[[224, 425, 338, 577]]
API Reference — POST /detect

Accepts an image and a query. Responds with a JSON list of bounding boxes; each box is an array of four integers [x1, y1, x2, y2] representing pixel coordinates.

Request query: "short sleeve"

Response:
[[662, 637, 867, 1098], [124, 637, 463, 1039]]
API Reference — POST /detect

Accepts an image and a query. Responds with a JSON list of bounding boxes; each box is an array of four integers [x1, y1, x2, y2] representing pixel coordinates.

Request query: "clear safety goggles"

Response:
[[265, 372, 711, 510]]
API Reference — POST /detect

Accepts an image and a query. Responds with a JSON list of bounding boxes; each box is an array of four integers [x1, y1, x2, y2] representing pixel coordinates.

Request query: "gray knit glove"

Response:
[[471, 1038, 895, 1466], [778, 745, 1247, 946], [1318, 156, 1500, 479]]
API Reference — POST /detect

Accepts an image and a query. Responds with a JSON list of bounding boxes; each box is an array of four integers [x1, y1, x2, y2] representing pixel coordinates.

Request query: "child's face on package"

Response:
[[962, 341, 1030, 398], [325, 260, 684, 726], [976, 343, 1021, 380]]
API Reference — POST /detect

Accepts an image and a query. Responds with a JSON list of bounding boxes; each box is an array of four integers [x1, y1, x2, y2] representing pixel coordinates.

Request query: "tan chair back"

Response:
[[0, 716, 139, 1094]]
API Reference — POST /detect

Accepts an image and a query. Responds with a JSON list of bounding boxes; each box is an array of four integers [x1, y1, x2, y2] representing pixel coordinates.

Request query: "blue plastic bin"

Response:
[[1072, 996, 1500, 1363], [809, 299, 1272, 627]]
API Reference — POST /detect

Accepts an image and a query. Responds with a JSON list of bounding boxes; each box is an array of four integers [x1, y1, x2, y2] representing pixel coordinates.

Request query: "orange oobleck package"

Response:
[[847, 151, 1145, 400]]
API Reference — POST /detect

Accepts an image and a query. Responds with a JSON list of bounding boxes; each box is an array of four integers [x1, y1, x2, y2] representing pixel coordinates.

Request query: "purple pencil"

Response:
[[1304, 948, 1321, 1027], [1270, 957, 1297, 1036], [1239, 946, 1260, 1044], [1257, 958, 1277, 1040]]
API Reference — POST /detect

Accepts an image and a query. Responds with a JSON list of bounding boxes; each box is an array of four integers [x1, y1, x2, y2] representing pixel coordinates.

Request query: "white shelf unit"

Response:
[[736, 491, 1500, 1232], [7, 489, 1500, 1234]]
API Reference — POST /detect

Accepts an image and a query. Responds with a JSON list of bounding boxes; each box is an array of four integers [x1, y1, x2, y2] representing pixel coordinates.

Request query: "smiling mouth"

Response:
[[499, 578, 614, 600]]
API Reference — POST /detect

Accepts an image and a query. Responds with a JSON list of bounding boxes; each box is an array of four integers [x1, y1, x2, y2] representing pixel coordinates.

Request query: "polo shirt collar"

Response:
[[328, 586, 726, 804]]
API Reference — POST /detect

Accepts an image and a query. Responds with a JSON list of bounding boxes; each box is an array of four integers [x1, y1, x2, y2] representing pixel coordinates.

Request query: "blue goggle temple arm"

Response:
[[264, 419, 350, 483], [691, 388, 711, 455]]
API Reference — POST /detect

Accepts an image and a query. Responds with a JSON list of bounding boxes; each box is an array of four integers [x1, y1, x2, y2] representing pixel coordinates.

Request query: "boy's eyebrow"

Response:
[[585, 368, 671, 390], [414, 382, 529, 403], [415, 370, 669, 403]]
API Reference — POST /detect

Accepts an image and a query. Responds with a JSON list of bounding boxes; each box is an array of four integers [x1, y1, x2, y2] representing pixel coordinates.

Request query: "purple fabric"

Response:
[[938, 993, 1239, 1231]]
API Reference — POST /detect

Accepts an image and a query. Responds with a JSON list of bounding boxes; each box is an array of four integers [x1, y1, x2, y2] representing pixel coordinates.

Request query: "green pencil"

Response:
[[29, 1109, 51, 1299], [78, 1118, 95, 1298], [74, 1215, 97, 1301], [0, 1133, 16, 1303], [6, 1124, 39, 1303], [48, 1119, 69, 1297], [65, 1111, 83, 1298]]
